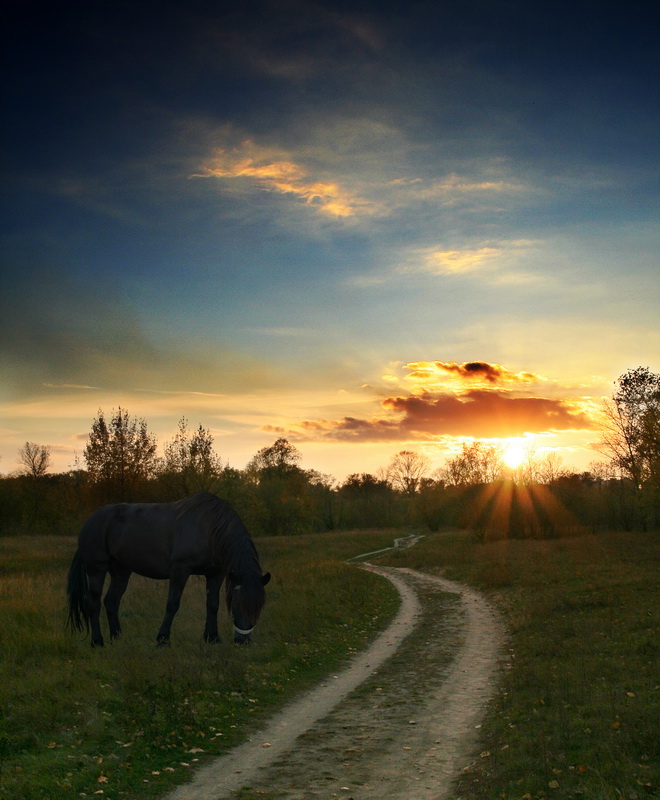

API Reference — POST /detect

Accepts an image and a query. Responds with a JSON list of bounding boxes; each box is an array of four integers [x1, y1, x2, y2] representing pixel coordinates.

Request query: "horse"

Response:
[[67, 492, 270, 647]]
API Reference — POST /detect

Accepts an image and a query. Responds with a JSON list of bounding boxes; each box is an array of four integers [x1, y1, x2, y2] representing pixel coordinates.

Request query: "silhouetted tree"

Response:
[[386, 450, 430, 495], [440, 441, 503, 486], [17, 442, 51, 478], [84, 408, 157, 502], [161, 417, 223, 496], [600, 367, 660, 528], [247, 437, 302, 478]]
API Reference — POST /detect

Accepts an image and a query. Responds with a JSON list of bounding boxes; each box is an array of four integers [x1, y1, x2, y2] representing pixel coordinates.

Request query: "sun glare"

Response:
[[502, 439, 526, 469]]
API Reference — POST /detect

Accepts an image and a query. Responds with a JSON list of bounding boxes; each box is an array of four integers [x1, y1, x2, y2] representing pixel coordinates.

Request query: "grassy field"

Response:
[[1, 529, 658, 800], [0, 530, 401, 800], [380, 531, 660, 799]]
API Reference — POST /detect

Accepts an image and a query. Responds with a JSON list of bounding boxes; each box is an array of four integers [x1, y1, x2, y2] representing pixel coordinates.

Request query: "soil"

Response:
[[166, 554, 505, 800]]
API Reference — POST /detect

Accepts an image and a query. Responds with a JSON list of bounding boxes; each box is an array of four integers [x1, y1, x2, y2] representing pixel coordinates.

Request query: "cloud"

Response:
[[194, 140, 369, 218], [272, 355, 594, 444], [382, 390, 593, 437], [287, 389, 593, 443], [0, 267, 275, 400], [404, 360, 544, 386], [423, 247, 500, 275]]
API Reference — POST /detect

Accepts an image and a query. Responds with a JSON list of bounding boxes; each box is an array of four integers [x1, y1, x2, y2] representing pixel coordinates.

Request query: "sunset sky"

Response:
[[1, 0, 658, 481]]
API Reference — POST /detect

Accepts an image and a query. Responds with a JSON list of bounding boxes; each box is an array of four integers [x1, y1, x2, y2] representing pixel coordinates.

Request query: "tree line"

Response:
[[2, 367, 658, 538]]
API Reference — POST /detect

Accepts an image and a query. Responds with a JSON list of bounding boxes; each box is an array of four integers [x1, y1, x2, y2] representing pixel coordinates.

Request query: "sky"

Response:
[[1, 0, 658, 481]]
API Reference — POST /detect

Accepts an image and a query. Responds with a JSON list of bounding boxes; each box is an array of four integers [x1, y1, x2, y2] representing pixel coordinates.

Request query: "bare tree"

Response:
[[387, 450, 430, 495], [18, 442, 51, 478], [536, 452, 568, 484]]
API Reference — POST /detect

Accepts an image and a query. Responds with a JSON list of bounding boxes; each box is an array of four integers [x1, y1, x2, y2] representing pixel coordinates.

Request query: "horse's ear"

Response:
[[261, 572, 271, 586]]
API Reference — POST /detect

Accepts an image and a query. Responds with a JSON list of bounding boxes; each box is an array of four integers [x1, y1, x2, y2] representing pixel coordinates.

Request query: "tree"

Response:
[[84, 408, 158, 502], [600, 367, 660, 529], [18, 442, 51, 478], [162, 417, 223, 496], [386, 450, 430, 495], [440, 441, 503, 486], [245, 439, 311, 535], [601, 367, 660, 487], [247, 438, 302, 479]]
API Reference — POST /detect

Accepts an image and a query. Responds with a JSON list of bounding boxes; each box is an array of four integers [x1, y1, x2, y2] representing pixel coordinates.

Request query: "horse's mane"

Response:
[[175, 492, 266, 617]]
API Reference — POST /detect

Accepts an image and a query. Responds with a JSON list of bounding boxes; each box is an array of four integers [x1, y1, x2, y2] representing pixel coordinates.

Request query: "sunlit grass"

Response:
[[0, 530, 401, 800]]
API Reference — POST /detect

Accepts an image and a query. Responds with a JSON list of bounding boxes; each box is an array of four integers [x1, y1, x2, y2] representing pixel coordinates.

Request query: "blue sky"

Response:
[[1, 0, 658, 479]]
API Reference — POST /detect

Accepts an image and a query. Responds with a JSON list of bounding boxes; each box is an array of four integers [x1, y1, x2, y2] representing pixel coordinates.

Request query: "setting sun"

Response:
[[502, 439, 527, 470]]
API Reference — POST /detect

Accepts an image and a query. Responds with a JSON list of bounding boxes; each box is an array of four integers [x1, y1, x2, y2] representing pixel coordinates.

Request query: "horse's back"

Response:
[[78, 502, 180, 578]]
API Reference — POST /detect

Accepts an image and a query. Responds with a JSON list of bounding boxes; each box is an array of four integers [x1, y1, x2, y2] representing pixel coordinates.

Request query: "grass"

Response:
[[0, 530, 401, 800], [379, 530, 660, 799], [2, 529, 658, 800]]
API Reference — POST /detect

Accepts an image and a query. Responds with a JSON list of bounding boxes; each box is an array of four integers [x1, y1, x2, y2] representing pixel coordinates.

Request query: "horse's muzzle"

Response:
[[233, 625, 253, 645]]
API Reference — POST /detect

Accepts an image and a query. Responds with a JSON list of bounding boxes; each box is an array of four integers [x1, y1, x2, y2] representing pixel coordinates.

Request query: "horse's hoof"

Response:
[[156, 638, 171, 648], [204, 636, 222, 644], [91, 639, 104, 648]]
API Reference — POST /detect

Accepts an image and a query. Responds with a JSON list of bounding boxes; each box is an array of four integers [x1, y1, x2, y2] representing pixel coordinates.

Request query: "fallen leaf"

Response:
[[549, 780, 559, 789], [262, 743, 272, 748], [97, 775, 108, 784], [480, 751, 491, 758]]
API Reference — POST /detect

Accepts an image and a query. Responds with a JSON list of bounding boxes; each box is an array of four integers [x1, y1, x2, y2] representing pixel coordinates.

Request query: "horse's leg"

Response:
[[104, 567, 131, 641], [203, 573, 223, 644], [156, 568, 190, 646], [87, 570, 106, 648]]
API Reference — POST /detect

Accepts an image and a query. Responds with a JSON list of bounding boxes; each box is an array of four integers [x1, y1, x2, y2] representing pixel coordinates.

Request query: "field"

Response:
[[1, 529, 658, 799]]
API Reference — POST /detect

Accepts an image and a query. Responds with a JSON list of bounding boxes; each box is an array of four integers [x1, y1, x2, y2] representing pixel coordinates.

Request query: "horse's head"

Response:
[[227, 572, 271, 644]]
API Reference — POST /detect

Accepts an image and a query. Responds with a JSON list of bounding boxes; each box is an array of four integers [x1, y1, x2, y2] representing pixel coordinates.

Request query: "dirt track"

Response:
[[166, 561, 504, 800]]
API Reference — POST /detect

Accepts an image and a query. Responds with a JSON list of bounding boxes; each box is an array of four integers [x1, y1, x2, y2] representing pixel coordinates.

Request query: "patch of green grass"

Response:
[[380, 531, 660, 799], [0, 529, 401, 800]]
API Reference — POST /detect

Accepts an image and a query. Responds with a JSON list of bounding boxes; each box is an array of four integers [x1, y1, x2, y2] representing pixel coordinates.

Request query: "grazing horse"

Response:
[[67, 492, 270, 647]]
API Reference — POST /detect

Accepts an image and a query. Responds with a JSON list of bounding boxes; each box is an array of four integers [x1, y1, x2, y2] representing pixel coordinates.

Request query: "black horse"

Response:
[[67, 492, 270, 647]]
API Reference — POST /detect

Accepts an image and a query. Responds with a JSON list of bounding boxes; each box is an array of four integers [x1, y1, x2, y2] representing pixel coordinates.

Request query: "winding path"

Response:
[[166, 547, 504, 800]]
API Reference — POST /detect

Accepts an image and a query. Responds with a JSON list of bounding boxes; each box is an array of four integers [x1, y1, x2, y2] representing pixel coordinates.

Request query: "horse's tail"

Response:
[[66, 550, 90, 635]]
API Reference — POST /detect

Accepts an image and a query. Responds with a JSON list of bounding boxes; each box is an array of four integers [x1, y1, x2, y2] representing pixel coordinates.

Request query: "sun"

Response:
[[502, 438, 526, 470]]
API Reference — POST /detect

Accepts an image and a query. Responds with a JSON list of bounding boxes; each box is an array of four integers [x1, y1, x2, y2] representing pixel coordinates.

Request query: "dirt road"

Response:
[[166, 562, 504, 800]]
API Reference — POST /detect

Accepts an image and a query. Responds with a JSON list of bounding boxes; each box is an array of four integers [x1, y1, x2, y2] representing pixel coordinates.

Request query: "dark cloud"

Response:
[[405, 360, 541, 385]]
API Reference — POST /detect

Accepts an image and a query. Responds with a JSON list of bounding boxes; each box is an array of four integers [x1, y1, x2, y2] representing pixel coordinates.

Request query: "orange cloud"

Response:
[[281, 388, 593, 443], [195, 141, 365, 217], [382, 390, 592, 438], [405, 360, 543, 386]]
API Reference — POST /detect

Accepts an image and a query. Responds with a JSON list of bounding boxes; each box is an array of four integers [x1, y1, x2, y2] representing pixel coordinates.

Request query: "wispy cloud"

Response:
[[194, 140, 370, 218]]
